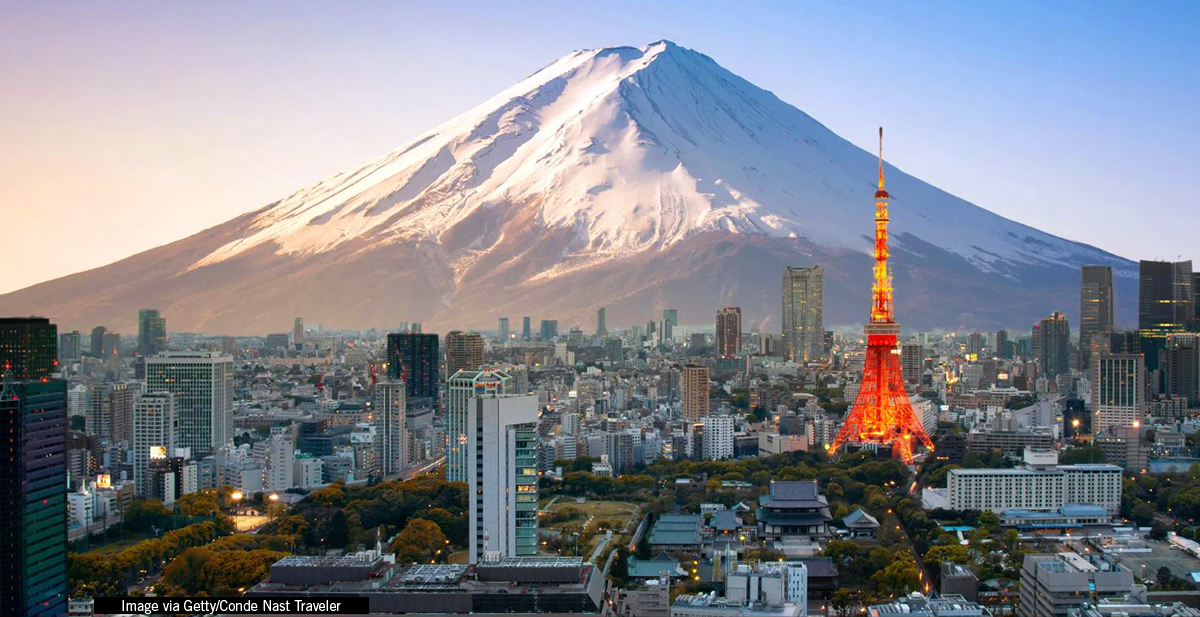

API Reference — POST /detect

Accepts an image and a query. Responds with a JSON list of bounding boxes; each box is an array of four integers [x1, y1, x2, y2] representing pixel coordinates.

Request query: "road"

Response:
[[383, 456, 445, 482]]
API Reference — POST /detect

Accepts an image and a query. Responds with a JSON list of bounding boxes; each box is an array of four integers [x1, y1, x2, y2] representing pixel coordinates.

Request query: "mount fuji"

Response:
[[1, 40, 1134, 335]]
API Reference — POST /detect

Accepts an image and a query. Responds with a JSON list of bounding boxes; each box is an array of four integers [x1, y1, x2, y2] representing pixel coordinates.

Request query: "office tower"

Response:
[[522, 317, 531, 341], [137, 309, 167, 356], [701, 416, 734, 460], [133, 392, 176, 497], [497, 317, 510, 340], [715, 307, 742, 360], [1091, 353, 1145, 434], [144, 352, 233, 456], [446, 369, 513, 483], [292, 317, 305, 346], [828, 130, 934, 464], [373, 379, 407, 476], [1163, 334, 1200, 404], [1139, 260, 1195, 370], [265, 333, 289, 350], [57, 331, 80, 365], [900, 342, 924, 385], [466, 394, 539, 563], [782, 265, 824, 362], [101, 332, 120, 358], [385, 333, 440, 405], [1034, 312, 1070, 379], [968, 332, 985, 357], [445, 331, 485, 377], [995, 330, 1011, 359], [0, 321, 68, 617], [86, 382, 137, 444], [1018, 553, 1133, 617], [0, 317, 57, 379], [89, 326, 106, 357], [539, 320, 558, 341], [1079, 266, 1114, 369], [662, 309, 678, 330], [596, 308, 607, 337], [681, 365, 710, 421]]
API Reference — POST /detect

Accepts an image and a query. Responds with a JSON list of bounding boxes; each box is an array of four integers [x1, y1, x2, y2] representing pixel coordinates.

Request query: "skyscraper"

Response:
[[101, 332, 120, 358], [522, 317, 531, 341], [0, 317, 57, 379], [900, 342, 924, 385], [968, 332, 985, 357], [133, 392, 176, 497], [1139, 260, 1195, 370], [89, 325, 106, 358], [498, 317, 510, 340], [292, 317, 305, 346], [995, 329, 1011, 359], [372, 379, 407, 477], [1035, 312, 1071, 379], [57, 331, 80, 365], [1092, 353, 1145, 434], [86, 382, 137, 445], [596, 307, 607, 337], [446, 369, 513, 483], [1080, 266, 1114, 369], [445, 331, 485, 377], [681, 365, 710, 421], [539, 320, 558, 341], [385, 333, 440, 405], [1163, 334, 1200, 405], [137, 309, 167, 356], [715, 307, 742, 360], [144, 352, 233, 456], [466, 394, 539, 563], [782, 266, 824, 362], [661, 309, 678, 343], [0, 319, 67, 617]]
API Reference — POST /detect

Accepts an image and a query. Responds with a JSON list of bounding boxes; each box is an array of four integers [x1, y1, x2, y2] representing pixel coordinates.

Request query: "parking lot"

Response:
[[1109, 541, 1200, 582]]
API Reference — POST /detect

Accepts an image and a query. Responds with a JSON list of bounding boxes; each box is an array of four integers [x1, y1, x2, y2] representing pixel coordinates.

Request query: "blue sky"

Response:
[[1, 1, 1197, 292]]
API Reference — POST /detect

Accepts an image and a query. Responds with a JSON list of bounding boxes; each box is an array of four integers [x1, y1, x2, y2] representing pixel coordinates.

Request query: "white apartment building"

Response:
[[373, 378, 407, 476], [133, 392, 176, 497], [293, 456, 324, 487], [947, 450, 1121, 515], [144, 352, 233, 455], [467, 394, 539, 563], [702, 416, 735, 460], [1091, 353, 1145, 434]]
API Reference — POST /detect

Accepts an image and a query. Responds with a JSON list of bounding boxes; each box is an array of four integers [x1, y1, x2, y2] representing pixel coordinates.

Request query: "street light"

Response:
[[269, 493, 279, 502]]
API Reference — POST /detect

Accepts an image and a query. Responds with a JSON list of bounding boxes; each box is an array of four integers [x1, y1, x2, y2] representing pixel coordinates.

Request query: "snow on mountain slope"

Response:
[[194, 40, 1116, 279]]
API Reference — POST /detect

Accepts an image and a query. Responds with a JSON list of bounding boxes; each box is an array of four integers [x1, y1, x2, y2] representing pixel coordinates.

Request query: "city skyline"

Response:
[[2, 2, 1198, 297]]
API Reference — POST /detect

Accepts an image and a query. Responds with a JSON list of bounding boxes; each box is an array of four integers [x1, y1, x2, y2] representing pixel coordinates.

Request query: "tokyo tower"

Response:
[[828, 128, 935, 465]]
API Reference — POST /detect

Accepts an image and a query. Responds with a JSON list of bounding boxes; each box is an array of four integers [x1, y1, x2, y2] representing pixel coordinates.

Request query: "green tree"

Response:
[[391, 518, 449, 564]]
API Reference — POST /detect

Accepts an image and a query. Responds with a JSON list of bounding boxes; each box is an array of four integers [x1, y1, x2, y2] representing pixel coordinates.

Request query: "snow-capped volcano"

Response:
[[1, 41, 1134, 334]]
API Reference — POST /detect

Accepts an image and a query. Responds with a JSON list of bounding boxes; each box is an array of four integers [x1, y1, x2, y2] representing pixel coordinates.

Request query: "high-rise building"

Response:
[[89, 325, 106, 358], [101, 332, 120, 359], [539, 320, 558, 341], [0, 323, 68, 617], [1091, 353, 1145, 434], [133, 392, 176, 497], [292, 317, 305, 346], [445, 331, 485, 377], [522, 317, 531, 341], [373, 379, 407, 477], [57, 331, 80, 365], [137, 309, 167, 356], [715, 307, 742, 360], [1162, 333, 1200, 407], [263, 427, 295, 491], [497, 317, 509, 341], [0, 317, 57, 379], [1079, 266, 1114, 369], [385, 333, 440, 405], [144, 352, 233, 456], [86, 382, 137, 444], [995, 330, 1011, 359], [900, 342, 924, 385], [466, 394, 539, 563], [446, 369, 514, 483], [782, 266, 824, 362], [681, 365, 710, 421], [662, 309, 678, 344], [596, 308, 607, 337], [701, 416, 734, 460], [1035, 312, 1070, 379], [1139, 260, 1195, 370], [968, 332, 985, 356]]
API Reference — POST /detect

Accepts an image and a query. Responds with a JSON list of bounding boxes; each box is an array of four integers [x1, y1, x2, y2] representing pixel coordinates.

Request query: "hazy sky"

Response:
[[2, 1, 1197, 294]]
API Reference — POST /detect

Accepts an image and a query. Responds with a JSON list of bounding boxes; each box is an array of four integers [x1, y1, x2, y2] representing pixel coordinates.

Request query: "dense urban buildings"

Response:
[[132, 392, 176, 497], [445, 330, 485, 377], [372, 378, 407, 476], [1079, 266, 1114, 368], [782, 266, 824, 363], [136, 309, 167, 356], [386, 332, 440, 404]]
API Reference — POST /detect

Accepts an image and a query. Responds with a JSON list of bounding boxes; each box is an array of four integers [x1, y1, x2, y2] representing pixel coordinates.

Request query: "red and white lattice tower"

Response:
[[828, 128, 935, 464]]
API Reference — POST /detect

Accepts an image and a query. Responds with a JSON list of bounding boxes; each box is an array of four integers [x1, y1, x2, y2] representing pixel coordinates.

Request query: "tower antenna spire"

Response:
[[878, 127, 884, 190]]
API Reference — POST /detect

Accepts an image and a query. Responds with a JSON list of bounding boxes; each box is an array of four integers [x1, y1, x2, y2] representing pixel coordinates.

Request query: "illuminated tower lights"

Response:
[[828, 128, 935, 464]]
